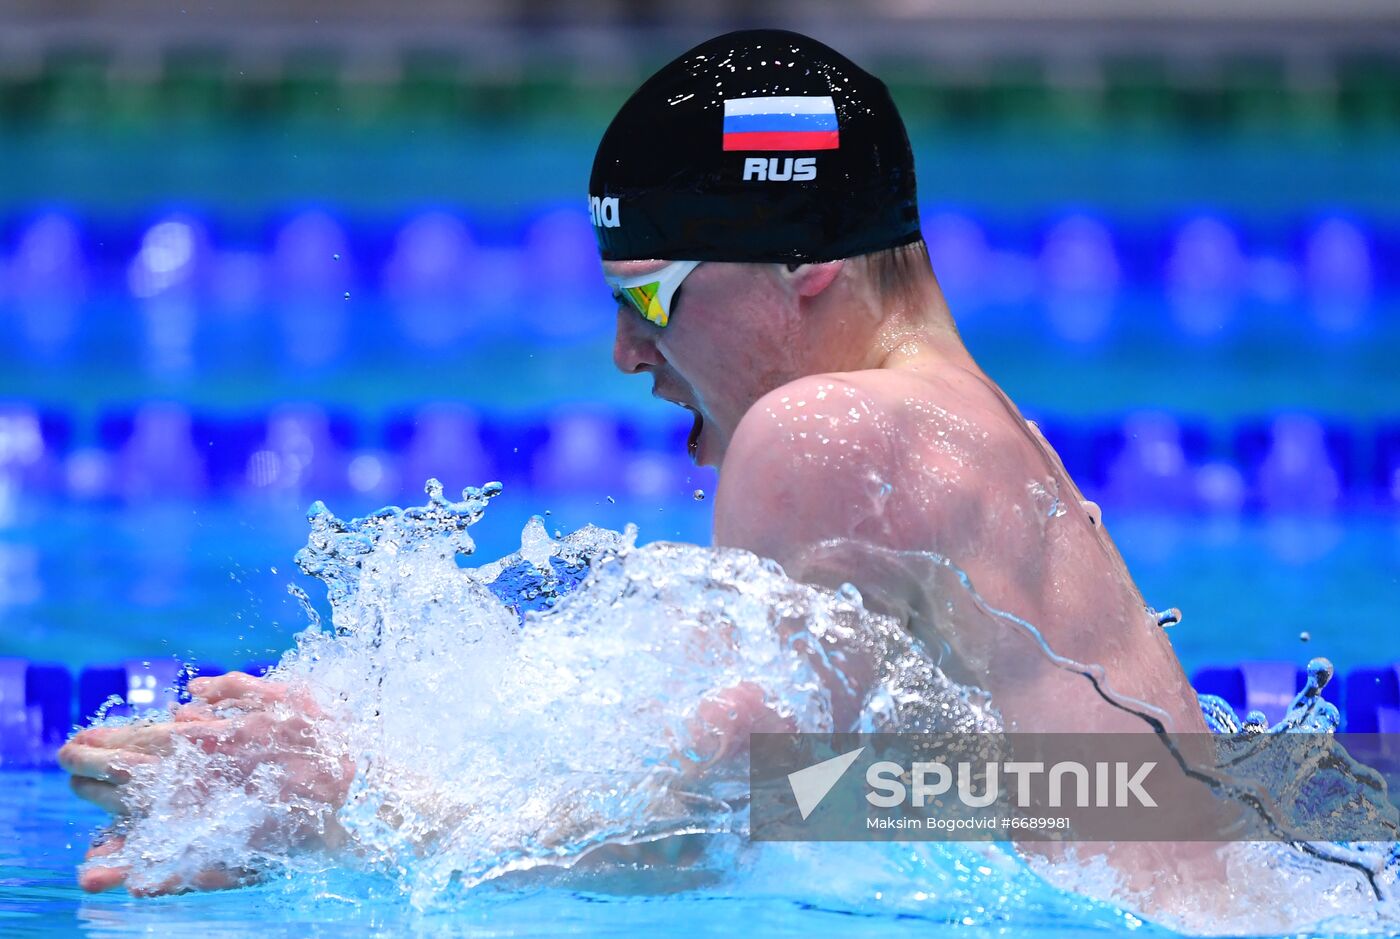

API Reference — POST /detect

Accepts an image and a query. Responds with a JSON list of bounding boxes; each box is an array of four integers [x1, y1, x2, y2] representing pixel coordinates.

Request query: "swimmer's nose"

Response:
[[613, 306, 665, 374]]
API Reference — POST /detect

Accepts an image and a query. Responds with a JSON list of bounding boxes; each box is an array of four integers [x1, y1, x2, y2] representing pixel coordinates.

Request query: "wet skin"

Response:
[[712, 363, 1210, 736]]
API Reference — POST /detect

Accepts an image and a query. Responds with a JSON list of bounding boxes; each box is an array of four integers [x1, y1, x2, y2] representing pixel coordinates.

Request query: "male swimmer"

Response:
[[58, 30, 1215, 899]]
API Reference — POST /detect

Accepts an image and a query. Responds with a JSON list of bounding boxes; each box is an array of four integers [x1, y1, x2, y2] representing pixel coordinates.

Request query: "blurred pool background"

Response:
[[0, 1, 1398, 750]]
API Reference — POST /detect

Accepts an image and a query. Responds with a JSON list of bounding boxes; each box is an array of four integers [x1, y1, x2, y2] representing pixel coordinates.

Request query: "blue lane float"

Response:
[[1344, 665, 1400, 733], [7, 208, 1399, 296], [76, 659, 236, 725], [0, 658, 72, 767], [7, 400, 1400, 506]]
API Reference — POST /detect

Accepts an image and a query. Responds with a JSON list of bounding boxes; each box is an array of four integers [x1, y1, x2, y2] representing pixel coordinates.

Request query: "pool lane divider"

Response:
[[7, 404, 1400, 506], [0, 657, 275, 768], [0, 659, 70, 767], [0, 657, 1394, 769]]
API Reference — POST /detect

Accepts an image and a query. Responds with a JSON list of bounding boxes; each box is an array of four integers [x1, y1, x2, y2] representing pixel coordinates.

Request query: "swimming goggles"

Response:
[[604, 260, 701, 328]]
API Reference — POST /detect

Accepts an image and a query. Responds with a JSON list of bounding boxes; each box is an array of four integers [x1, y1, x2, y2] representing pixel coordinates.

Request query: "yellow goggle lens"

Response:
[[621, 282, 668, 327]]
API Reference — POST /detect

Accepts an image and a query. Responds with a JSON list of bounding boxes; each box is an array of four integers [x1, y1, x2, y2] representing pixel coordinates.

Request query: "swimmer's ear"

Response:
[[781, 260, 843, 299]]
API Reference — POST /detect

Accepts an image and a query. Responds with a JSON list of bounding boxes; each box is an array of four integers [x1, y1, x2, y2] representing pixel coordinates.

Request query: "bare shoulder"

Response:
[[725, 373, 897, 472], [713, 374, 898, 558], [714, 367, 1046, 563]]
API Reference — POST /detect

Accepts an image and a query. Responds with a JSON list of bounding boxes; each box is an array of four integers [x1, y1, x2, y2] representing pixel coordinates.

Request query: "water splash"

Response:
[[84, 480, 996, 901], [283, 481, 1001, 900], [77, 481, 1400, 933]]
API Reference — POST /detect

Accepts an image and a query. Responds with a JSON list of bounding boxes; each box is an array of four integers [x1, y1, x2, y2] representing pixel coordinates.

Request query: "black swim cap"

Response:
[[589, 29, 921, 264]]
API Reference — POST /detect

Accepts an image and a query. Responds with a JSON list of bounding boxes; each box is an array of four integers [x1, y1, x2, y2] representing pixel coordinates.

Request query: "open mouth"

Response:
[[685, 406, 704, 458], [655, 389, 705, 460]]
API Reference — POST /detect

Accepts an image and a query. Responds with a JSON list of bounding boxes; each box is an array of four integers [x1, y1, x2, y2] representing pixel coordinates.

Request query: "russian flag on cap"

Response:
[[722, 96, 840, 151]]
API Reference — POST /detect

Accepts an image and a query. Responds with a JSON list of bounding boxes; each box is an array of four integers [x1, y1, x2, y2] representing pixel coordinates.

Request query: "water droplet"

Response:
[[270, 566, 277, 574], [332, 252, 341, 261], [519, 516, 556, 568], [693, 489, 706, 501], [1306, 656, 1334, 691], [1299, 630, 1311, 643], [343, 291, 351, 301], [606, 496, 615, 504]]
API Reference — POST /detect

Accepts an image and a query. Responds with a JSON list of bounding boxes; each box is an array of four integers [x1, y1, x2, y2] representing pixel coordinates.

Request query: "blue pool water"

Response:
[[0, 772, 1163, 938]]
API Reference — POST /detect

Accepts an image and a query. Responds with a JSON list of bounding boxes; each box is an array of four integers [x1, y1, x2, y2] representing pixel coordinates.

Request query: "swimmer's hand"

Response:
[[57, 671, 354, 896]]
